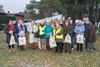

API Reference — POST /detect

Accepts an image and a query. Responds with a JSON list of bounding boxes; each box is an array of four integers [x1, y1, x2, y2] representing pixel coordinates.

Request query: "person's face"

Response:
[[31, 21, 35, 25], [78, 20, 82, 25], [82, 20, 85, 24], [65, 21, 68, 25], [9, 21, 13, 24], [51, 22, 55, 26], [55, 23, 60, 28], [18, 20, 23, 24], [68, 17, 71, 20], [70, 20, 73, 24], [84, 18, 90, 24]]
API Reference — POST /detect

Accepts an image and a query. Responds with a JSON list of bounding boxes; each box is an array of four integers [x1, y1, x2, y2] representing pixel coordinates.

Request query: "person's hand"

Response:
[[53, 34, 56, 36], [67, 34, 70, 36], [9, 31, 13, 34]]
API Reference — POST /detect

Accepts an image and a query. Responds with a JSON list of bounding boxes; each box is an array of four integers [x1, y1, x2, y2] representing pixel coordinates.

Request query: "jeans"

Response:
[[71, 37, 76, 48], [87, 42, 94, 51]]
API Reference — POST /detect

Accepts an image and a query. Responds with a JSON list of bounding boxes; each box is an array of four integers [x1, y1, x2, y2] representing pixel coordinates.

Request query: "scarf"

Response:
[[8, 23, 14, 31]]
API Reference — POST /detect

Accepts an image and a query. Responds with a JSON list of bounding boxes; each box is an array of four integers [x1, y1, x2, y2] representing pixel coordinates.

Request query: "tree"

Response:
[[26, 0, 100, 19]]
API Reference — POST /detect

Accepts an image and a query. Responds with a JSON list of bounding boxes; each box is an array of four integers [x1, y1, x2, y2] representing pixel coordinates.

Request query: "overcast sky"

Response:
[[0, 0, 30, 13]]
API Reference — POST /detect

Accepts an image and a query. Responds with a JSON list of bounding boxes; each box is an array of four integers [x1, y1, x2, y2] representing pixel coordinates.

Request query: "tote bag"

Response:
[[64, 34, 71, 43], [38, 38, 42, 49], [18, 36, 26, 46], [49, 35, 57, 48], [29, 33, 35, 44], [76, 34, 84, 43], [10, 35, 16, 45]]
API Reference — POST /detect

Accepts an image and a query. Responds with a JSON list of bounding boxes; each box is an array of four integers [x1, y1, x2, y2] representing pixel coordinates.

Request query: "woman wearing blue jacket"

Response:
[[44, 22, 54, 50]]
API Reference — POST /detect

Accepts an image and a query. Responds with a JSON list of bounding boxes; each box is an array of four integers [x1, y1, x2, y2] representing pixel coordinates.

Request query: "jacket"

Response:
[[38, 25, 46, 38], [44, 25, 54, 38], [87, 24, 96, 42], [4, 25, 16, 44], [63, 24, 73, 38], [74, 24, 85, 38], [55, 26, 64, 42], [15, 24, 27, 42]]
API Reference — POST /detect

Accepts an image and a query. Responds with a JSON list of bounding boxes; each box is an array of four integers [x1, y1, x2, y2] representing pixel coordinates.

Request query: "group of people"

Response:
[[4, 16, 96, 53]]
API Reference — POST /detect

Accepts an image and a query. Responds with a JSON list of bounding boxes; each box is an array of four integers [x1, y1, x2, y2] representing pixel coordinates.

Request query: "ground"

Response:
[[0, 31, 100, 67]]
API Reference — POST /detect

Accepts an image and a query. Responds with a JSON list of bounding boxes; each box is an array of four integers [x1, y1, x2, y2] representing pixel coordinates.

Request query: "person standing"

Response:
[[28, 20, 38, 49], [4, 20, 16, 52], [44, 22, 54, 50], [38, 22, 46, 49], [55, 22, 64, 53], [74, 19, 85, 52], [87, 23, 96, 52], [15, 19, 27, 50], [84, 17, 91, 49], [63, 19, 73, 53]]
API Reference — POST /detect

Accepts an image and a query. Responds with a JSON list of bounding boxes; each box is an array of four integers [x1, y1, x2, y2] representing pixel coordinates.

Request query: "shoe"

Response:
[[12, 48, 16, 52], [71, 48, 74, 51], [93, 48, 96, 51], [9, 50, 11, 53]]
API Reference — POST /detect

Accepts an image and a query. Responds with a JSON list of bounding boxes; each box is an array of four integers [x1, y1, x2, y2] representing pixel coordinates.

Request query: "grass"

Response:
[[0, 31, 100, 67]]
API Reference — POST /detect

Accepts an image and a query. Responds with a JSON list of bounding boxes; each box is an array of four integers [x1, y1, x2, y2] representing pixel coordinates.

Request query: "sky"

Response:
[[0, 0, 31, 13]]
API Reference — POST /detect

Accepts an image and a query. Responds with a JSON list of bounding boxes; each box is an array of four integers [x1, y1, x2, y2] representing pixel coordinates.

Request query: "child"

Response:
[[74, 19, 85, 52]]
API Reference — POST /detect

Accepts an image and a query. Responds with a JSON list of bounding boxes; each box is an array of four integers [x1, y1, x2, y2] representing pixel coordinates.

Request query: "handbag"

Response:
[[10, 35, 16, 45], [49, 35, 57, 48], [64, 34, 71, 43], [76, 34, 84, 43]]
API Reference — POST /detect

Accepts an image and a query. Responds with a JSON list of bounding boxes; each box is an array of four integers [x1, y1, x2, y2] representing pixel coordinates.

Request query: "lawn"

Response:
[[0, 31, 100, 67]]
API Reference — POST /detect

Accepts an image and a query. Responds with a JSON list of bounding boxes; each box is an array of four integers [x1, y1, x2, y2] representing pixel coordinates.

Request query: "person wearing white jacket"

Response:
[[28, 21, 38, 49]]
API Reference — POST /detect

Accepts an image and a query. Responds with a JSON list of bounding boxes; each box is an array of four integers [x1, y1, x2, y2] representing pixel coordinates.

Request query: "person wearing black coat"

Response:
[[63, 20, 73, 53], [87, 22, 96, 52]]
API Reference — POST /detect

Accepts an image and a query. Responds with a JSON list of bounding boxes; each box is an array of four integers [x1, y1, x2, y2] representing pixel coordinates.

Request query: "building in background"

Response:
[[0, 4, 4, 13]]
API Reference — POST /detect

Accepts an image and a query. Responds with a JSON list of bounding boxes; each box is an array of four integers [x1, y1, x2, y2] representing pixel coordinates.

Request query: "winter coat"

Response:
[[15, 24, 27, 42], [55, 26, 64, 42], [84, 23, 90, 38], [74, 24, 85, 38], [44, 25, 54, 38], [87, 24, 96, 42], [28, 25, 38, 37], [4, 25, 16, 44], [63, 24, 73, 38]]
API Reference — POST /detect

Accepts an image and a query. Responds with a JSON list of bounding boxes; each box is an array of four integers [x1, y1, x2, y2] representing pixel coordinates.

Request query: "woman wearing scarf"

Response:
[[4, 20, 16, 52]]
